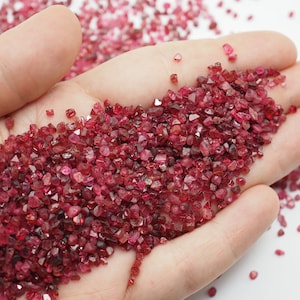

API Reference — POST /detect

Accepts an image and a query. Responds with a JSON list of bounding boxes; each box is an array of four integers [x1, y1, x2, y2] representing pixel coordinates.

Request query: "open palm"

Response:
[[3, 6, 300, 300]]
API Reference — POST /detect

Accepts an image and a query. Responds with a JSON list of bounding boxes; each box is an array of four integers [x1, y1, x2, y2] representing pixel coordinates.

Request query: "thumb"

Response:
[[0, 5, 81, 116]]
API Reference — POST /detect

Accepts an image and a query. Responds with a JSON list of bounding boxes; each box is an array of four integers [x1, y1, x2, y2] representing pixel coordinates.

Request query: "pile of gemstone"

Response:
[[0, 62, 286, 299]]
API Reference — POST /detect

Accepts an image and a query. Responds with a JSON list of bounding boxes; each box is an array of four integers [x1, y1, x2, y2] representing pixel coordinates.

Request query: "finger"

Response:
[[125, 185, 279, 300], [72, 31, 297, 107], [0, 5, 81, 116]]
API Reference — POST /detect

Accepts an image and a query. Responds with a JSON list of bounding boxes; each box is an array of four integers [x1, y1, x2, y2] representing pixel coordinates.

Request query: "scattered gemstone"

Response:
[[207, 286, 217, 297], [288, 105, 297, 114], [275, 249, 285, 256], [66, 108, 76, 118], [249, 270, 258, 280], [4, 116, 14, 130], [170, 73, 178, 84], [173, 53, 182, 62], [46, 109, 55, 117], [222, 43, 237, 62]]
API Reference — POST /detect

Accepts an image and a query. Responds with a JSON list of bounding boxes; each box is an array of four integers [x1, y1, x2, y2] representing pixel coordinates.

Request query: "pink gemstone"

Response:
[[106, 246, 114, 256], [100, 145, 110, 157], [228, 53, 237, 62], [249, 270, 258, 280], [170, 73, 178, 84], [67, 206, 81, 218], [207, 286, 217, 297], [46, 109, 55, 117], [16, 228, 29, 241], [275, 249, 285, 256], [66, 108, 76, 118], [0, 191, 9, 204], [215, 188, 227, 199], [68, 234, 78, 246], [4, 116, 14, 130], [83, 242, 96, 253], [255, 66, 265, 75], [140, 149, 152, 161], [288, 105, 297, 114], [278, 214, 287, 227], [60, 165, 72, 175], [173, 53, 182, 62], [128, 231, 141, 245], [68, 133, 81, 144], [199, 140, 210, 156], [222, 43, 234, 55], [209, 21, 217, 30], [154, 153, 167, 164], [0, 227, 9, 246], [28, 195, 41, 208], [72, 172, 84, 183]]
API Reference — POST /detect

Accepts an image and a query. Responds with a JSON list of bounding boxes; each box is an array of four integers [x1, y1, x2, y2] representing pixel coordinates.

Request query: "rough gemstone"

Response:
[[249, 270, 258, 280], [0, 63, 287, 299], [170, 73, 178, 84], [173, 52, 182, 62], [207, 286, 217, 297]]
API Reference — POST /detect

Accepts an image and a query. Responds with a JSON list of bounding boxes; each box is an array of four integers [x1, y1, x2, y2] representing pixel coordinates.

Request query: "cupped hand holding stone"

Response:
[[1, 6, 300, 300]]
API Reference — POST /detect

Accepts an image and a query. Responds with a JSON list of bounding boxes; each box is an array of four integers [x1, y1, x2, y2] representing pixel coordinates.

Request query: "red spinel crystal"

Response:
[[170, 73, 178, 84], [222, 43, 234, 55], [207, 286, 217, 297], [0, 63, 286, 299], [4, 116, 14, 130], [66, 108, 76, 118], [173, 53, 182, 62], [275, 249, 285, 256], [249, 270, 258, 280], [46, 109, 55, 117]]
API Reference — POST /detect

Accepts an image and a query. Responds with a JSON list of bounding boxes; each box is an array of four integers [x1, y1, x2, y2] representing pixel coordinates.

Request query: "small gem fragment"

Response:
[[222, 43, 237, 62], [46, 109, 55, 117], [249, 270, 258, 280], [207, 286, 217, 297], [173, 53, 182, 62], [66, 108, 76, 118], [275, 249, 285, 256], [4, 116, 14, 130], [170, 73, 178, 84]]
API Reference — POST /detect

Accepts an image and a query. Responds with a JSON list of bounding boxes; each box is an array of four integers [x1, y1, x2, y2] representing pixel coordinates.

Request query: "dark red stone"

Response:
[[0, 63, 287, 299]]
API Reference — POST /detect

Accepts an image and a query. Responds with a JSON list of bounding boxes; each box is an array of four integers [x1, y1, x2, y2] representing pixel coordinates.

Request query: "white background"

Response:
[[187, 1, 300, 299]]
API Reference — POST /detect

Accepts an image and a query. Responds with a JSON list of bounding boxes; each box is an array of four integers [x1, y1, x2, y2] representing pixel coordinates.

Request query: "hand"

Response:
[[2, 6, 300, 300]]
